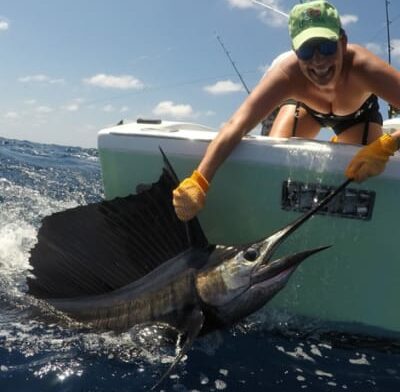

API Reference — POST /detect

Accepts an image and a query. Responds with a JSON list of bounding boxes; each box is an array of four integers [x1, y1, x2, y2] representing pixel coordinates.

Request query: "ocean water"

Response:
[[0, 136, 400, 392]]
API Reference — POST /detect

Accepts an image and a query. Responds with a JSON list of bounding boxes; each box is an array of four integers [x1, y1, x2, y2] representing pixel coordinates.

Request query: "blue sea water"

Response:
[[0, 136, 400, 392]]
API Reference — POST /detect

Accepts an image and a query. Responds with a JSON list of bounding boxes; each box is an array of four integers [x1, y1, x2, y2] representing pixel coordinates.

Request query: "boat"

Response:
[[97, 118, 400, 339]]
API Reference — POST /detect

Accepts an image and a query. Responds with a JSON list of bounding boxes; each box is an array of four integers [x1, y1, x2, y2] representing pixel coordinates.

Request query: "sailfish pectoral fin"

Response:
[[151, 307, 205, 391]]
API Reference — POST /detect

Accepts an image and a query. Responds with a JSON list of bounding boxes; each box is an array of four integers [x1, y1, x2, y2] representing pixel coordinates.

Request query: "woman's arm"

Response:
[[173, 64, 292, 221]]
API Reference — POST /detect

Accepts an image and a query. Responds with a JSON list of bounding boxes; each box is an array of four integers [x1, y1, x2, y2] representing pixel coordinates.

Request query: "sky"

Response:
[[0, 0, 399, 148]]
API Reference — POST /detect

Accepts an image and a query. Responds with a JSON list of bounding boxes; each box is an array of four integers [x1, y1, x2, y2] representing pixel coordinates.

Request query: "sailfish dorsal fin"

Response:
[[27, 150, 210, 299]]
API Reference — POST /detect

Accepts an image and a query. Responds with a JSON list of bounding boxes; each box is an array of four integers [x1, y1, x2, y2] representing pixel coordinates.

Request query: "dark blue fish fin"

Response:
[[159, 146, 179, 184], [151, 307, 204, 391], [158, 146, 201, 247], [27, 153, 210, 299]]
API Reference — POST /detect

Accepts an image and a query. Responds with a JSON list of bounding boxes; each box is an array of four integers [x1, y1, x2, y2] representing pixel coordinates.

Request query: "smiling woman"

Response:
[[267, 1, 383, 144], [169, 0, 400, 211]]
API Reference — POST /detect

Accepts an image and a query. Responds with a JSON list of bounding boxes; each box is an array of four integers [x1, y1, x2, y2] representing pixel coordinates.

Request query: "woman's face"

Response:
[[296, 36, 345, 88]]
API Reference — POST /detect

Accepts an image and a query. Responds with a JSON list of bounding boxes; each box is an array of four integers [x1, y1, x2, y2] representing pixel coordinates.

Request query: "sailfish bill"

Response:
[[27, 148, 347, 389]]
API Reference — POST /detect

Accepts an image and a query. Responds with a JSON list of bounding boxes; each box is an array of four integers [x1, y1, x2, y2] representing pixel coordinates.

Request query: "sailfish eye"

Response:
[[243, 247, 259, 262]]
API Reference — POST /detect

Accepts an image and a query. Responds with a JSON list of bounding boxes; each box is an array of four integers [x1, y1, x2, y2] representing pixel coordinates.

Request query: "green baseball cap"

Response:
[[289, 1, 341, 51]]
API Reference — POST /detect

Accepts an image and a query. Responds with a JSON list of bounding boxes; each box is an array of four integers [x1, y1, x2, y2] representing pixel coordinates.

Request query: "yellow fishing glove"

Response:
[[345, 134, 398, 182], [172, 170, 209, 221]]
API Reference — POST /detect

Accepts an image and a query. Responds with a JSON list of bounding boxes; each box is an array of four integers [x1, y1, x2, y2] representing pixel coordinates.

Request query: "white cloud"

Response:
[[120, 106, 129, 113], [365, 42, 384, 56], [226, 0, 254, 8], [18, 74, 65, 84], [153, 101, 194, 119], [4, 111, 18, 119], [36, 106, 53, 114], [226, 0, 287, 27], [83, 74, 144, 90], [255, 0, 288, 27], [19, 75, 48, 83], [258, 63, 269, 75], [49, 79, 64, 84], [365, 40, 400, 64], [24, 99, 37, 105], [340, 14, 358, 26], [0, 19, 9, 31], [391, 39, 400, 64], [204, 80, 244, 95], [258, 9, 287, 27], [63, 104, 79, 112], [103, 104, 115, 112], [62, 98, 85, 111]]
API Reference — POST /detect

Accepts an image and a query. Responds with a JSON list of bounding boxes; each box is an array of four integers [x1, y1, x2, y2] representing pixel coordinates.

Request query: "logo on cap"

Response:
[[306, 8, 321, 18]]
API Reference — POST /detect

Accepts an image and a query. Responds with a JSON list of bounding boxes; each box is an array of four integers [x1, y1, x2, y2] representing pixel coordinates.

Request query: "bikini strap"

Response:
[[292, 102, 301, 137], [361, 95, 376, 145], [362, 119, 369, 145]]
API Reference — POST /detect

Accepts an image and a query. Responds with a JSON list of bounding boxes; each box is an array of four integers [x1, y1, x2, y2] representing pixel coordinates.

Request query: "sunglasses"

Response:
[[296, 40, 338, 61]]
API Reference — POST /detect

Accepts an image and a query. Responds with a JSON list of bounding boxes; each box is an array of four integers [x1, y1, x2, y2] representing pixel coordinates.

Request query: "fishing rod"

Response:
[[385, 0, 392, 65], [216, 3, 287, 90], [385, 0, 397, 118], [215, 33, 276, 135], [215, 33, 251, 94], [215, 1, 289, 134]]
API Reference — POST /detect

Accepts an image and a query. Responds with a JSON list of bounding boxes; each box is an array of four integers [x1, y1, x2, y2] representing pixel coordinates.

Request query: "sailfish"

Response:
[[27, 149, 347, 388]]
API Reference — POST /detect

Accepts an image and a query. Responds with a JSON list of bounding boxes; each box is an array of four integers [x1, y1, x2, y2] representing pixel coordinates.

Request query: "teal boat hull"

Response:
[[98, 120, 400, 338]]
